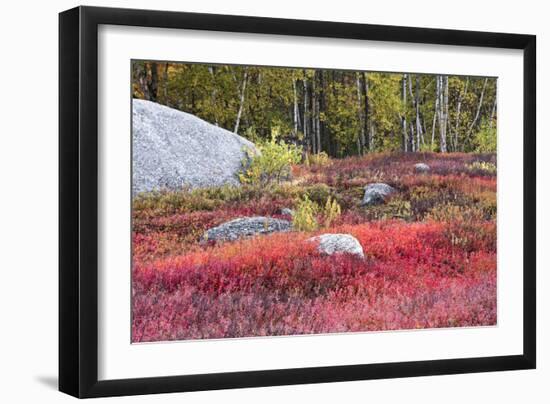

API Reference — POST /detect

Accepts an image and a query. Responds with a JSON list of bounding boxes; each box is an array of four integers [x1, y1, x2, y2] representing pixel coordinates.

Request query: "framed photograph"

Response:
[[59, 6, 536, 398]]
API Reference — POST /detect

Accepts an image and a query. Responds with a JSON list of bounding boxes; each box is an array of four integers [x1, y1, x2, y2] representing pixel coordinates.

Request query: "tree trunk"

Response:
[[408, 75, 416, 152], [315, 91, 321, 154], [233, 68, 249, 134], [489, 85, 497, 130], [453, 78, 469, 151], [370, 122, 375, 151], [401, 74, 408, 152], [136, 62, 149, 100], [355, 74, 366, 155], [438, 75, 448, 153], [148, 62, 158, 102], [208, 66, 218, 126], [136, 62, 158, 102], [317, 71, 328, 155], [162, 63, 169, 105], [355, 75, 363, 155], [415, 75, 423, 151], [466, 77, 488, 141], [431, 76, 440, 150], [442, 75, 449, 152], [303, 73, 311, 153], [421, 114, 427, 146], [311, 76, 321, 154], [293, 77, 299, 137], [361, 72, 370, 152]]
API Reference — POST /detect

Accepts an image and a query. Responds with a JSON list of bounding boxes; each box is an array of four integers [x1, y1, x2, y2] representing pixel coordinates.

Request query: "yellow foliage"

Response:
[[239, 137, 302, 186], [293, 196, 319, 232], [323, 196, 341, 228], [306, 152, 331, 167], [466, 161, 497, 175]]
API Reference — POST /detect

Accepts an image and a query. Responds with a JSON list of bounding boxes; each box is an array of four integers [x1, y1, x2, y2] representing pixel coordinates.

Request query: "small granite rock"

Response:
[[202, 216, 291, 243], [308, 233, 364, 258], [414, 163, 430, 173], [361, 183, 396, 206], [280, 208, 294, 216]]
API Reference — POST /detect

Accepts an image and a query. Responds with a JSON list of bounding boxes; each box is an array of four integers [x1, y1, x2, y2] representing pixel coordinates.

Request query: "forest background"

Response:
[[132, 61, 497, 157]]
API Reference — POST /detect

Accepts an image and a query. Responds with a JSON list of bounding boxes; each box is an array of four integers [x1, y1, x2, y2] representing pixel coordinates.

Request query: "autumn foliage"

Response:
[[132, 153, 497, 342]]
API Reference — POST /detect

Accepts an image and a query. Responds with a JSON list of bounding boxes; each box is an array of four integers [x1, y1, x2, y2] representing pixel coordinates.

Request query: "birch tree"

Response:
[[303, 73, 311, 153], [431, 76, 440, 150], [443, 76, 449, 152], [415, 75, 423, 151], [162, 63, 169, 106], [453, 78, 469, 151], [489, 84, 498, 130], [292, 77, 299, 137], [312, 75, 319, 154], [233, 68, 249, 134], [466, 78, 488, 142], [355, 72, 369, 155], [401, 74, 408, 152], [437, 75, 449, 153], [207, 66, 219, 126]]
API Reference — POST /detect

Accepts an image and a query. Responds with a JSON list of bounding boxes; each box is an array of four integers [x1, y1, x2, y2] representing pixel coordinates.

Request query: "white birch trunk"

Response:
[[489, 85, 497, 130], [442, 76, 449, 152], [208, 66, 219, 126], [453, 78, 469, 151], [437, 75, 448, 153], [363, 73, 370, 151], [402, 74, 408, 152], [431, 76, 440, 150], [414, 75, 422, 152], [233, 68, 248, 134], [466, 77, 488, 141]]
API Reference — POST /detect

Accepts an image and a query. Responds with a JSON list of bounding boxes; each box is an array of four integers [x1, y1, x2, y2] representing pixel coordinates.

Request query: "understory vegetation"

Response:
[[132, 152, 497, 342]]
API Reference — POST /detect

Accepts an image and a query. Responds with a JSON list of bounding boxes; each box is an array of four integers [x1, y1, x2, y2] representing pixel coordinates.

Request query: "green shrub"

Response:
[[322, 196, 341, 227], [409, 186, 437, 202], [365, 196, 412, 221], [306, 152, 331, 167], [473, 118, 497, 153], [239, 136, 302, 186], [408, 185, 444, 220], [133, 189, 219, 215], [466, 161, 497, 175], [270, 183, 303, 200], [473, 191, 497, 219], [381, 198, 411, 220], [293, 195, 319, 232], [426, 202, 485, 223], [304, 183, 333, 206], [426, 203, 493, 252], [133, 185, 253, 216]]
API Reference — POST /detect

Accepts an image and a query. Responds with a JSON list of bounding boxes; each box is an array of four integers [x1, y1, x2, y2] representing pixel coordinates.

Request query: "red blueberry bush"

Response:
[[132, 153, 497, 342]]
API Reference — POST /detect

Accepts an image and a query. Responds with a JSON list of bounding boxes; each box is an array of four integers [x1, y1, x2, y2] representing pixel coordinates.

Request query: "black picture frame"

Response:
[[59, 5, 536, 398]]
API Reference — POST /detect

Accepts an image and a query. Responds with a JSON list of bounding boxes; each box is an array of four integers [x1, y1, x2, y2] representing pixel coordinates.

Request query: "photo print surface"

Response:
[[131, 61, 497, 343]]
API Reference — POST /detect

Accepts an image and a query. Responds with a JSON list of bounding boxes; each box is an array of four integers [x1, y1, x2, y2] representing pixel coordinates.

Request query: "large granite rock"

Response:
[[132, 99, 257, 194], [308, 233, 364, 258], [202, 217, 292, 243], [361, 183, 396, 206]]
